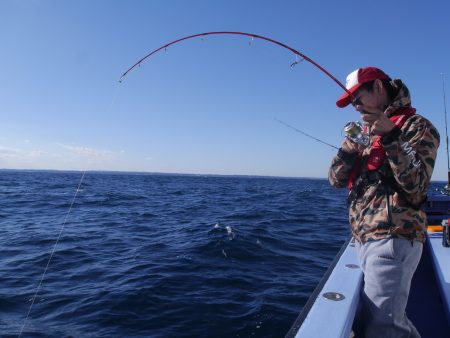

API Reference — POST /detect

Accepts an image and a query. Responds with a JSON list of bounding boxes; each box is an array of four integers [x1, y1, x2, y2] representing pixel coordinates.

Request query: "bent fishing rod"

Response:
[[119, 32, 351, 151], [118, 31, 351, 98]]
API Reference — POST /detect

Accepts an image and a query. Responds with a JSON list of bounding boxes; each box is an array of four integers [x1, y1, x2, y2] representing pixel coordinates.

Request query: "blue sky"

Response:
[[1, 0, 450, 180]]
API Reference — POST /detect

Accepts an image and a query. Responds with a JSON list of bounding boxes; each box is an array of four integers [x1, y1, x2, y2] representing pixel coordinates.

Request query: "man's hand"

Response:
[[361, 111, 395, 136], [341, 137, 363, 154]]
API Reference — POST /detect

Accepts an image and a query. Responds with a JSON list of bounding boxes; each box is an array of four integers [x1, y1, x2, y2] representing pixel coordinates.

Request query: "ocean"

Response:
[[1, 170, 352, 337]]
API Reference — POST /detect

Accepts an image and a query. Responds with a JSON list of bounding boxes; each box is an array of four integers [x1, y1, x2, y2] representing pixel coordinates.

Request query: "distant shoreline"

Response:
[[0, 168, 327, 181], [0, 168, 447, 184]]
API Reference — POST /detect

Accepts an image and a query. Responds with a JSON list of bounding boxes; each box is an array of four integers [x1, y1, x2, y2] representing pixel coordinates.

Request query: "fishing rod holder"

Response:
[[442, 219, 450, 247]]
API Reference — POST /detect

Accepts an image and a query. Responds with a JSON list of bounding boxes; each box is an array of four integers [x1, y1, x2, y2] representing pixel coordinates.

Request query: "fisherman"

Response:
[[328, 67, 440, 338]]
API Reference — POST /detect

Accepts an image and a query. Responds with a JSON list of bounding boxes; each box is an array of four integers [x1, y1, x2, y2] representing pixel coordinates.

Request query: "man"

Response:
[[328, 67, 440, 338]]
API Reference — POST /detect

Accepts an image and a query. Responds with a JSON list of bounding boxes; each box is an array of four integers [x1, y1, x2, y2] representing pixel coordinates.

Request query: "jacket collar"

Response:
[[385, 79, 414, 117]]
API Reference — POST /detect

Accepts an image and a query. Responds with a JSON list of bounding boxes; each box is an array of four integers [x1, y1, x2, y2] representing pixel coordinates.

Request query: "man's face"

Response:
[[351, 86, 382, 117]]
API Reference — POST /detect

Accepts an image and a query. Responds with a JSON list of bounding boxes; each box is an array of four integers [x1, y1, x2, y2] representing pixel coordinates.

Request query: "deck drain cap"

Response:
[[323, 292, 345, 301], [345, 264, 360, 269]]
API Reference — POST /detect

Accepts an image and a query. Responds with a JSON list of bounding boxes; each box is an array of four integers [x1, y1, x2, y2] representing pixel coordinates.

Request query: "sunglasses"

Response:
[[351, 95, 364, 107]]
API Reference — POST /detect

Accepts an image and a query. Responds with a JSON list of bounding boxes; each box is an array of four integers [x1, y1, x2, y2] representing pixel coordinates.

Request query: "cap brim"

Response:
[[336, 83, 362, 108], [336, 92, 352, 108]]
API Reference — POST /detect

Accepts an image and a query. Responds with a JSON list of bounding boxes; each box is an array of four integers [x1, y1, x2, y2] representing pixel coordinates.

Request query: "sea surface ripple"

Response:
[[1, 170, 352, 337]]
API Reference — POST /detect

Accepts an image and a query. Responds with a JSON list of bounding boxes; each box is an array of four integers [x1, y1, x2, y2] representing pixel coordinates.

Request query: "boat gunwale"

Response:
[[285, 236, 352, 337]]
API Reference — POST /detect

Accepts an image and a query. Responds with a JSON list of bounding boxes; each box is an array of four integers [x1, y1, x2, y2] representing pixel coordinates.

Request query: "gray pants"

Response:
[[354, 238, 422, 338]]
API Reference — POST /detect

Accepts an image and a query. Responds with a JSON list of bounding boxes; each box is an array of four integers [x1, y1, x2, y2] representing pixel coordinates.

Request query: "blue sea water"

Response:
[[0, 170, 352, 338]]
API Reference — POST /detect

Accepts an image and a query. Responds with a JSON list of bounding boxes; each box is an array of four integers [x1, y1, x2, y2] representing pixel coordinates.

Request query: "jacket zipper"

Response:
[[386, 192, 394, 234]]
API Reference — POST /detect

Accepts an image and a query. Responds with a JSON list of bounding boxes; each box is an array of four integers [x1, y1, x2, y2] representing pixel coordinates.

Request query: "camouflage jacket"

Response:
[[328, 80, 440, 243]]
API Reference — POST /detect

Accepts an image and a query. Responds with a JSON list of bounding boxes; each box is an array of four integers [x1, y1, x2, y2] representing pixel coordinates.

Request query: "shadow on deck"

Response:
[[407, 240, 450, 338]]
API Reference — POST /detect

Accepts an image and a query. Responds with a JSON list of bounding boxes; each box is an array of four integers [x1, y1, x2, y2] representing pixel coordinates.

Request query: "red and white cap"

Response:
[[336, 67, 391, 108]]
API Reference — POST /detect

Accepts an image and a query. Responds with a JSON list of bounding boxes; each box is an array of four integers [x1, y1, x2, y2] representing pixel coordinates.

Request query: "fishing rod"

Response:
[[442, 73, 450, 192], [119, 32, 351, 151], [118, 31, 351, 99], [275, 118, 338, 150]]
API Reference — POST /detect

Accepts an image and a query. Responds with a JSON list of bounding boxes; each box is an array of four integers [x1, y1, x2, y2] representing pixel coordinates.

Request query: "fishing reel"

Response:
[[343, 121, 370, 147]]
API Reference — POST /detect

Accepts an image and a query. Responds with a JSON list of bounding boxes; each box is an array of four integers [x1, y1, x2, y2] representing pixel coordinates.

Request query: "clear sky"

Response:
[[2, 0, 450, 180]]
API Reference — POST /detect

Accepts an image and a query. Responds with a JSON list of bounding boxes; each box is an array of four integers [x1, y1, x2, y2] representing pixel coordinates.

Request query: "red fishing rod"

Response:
[[118, 31, 351, 97]]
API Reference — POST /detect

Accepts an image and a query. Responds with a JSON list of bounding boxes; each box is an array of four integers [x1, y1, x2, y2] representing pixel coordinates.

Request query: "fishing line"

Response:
[[19, 171, 86, 338], [275, 118, 338, 150], [107, 82, 121, 115], [18, 83, 122, 337]]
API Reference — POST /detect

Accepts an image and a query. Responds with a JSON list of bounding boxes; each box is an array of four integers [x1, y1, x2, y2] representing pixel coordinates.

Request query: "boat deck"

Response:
[[287, 232, 450, 338], [287, 193, 450, 338], [407, 234, 450, 338]]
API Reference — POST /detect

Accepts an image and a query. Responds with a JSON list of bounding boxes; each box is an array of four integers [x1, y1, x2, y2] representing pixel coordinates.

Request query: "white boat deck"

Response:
[[287, 190, 450, 338], [288, 232, 450, 338]]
